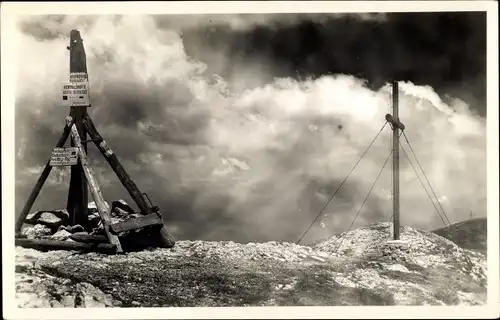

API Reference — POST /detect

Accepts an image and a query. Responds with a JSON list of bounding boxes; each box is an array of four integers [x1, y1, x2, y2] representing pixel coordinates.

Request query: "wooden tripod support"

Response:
[[15, 29, 175, 254]]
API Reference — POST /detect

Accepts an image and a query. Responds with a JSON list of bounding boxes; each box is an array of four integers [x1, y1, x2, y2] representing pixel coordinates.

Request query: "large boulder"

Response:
[[21, 224, 52, 239], [50, 229, 72, 241], [57, 224, 85, 234], [25, 210, 69, 229]]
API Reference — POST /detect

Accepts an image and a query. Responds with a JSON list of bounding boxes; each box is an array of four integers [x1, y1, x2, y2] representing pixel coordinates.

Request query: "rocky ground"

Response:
[[15, 219, 487, 307]]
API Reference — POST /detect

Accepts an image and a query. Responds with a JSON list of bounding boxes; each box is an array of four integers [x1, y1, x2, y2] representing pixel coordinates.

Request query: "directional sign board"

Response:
[[50, 147, 79, 166], [61, 72, 91, 107]]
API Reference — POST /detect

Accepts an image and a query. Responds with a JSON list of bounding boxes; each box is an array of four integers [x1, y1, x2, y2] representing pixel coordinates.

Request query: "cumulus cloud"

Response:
[[15, 14, 486, 244]]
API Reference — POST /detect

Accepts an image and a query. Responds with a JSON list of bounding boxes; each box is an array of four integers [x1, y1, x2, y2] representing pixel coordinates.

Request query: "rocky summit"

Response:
[[14, 221, 487, 308]]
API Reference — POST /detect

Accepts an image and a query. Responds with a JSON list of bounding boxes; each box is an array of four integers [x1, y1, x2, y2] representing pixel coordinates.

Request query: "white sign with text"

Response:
[[50, 147, 79, 166], [61, 72, 91, 107]]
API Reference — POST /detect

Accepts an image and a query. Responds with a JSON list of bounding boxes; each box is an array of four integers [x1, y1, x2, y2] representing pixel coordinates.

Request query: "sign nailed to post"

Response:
[[69, 72, 88, 83], [61, 72, 91, 107], [50, 147, 79, 166]]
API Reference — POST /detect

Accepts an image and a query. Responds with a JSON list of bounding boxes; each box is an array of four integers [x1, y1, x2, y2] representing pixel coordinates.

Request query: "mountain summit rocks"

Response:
[[19, 200, 161, 250], [24, 210, 70, 230], [15, 222, 487, 307]]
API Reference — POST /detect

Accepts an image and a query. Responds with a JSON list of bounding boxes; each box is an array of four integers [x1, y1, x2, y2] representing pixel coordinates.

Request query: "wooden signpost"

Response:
[[66, 30, 89, 229], [15, 30, 176, 254]]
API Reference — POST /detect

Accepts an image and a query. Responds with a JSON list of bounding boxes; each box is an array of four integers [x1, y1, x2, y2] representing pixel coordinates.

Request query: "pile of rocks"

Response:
[[19, 200, 159, 250], [21, 209, 74, 241]]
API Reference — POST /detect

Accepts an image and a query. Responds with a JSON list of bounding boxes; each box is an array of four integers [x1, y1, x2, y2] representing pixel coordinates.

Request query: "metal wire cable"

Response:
[[399, 140, 449, 227], [295, 121, 389, 245], [402, 132, 452, 226], [333, 149, 393, 254]]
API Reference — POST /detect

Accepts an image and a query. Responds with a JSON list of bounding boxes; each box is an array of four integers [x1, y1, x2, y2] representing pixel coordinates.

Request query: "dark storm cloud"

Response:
[[180, 12, 487, 116], [88, 77, 211, 152]]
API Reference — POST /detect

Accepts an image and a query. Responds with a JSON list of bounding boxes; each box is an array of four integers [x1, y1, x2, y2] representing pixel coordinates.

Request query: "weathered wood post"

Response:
[[15, 123, 73, 235], [67, 116, 123, 253], [84, 115, 176, 248], [66, 30, 89, 228], [385, 81, 405, 242], [392, 81, 400, 240]]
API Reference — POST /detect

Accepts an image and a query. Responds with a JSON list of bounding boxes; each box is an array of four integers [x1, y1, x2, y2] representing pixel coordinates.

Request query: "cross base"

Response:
[[384, 239, 409, 249]]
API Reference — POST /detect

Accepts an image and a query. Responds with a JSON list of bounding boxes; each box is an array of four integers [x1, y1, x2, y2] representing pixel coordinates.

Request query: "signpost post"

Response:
[[66, 30, 89, 228], [15, 29, 176, 253]]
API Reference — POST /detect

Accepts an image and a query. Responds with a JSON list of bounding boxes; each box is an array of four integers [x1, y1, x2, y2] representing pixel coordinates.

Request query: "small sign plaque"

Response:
[[50, 147, 79, 166], [69, 72, 88, 83], [61, 72, 91, 107]]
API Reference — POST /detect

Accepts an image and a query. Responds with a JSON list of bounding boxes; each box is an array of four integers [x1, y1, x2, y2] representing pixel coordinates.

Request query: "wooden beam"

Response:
[[67, 29, 89, 229], [15, 238, 117, 254], [15, 121, 73, 234], [69, 233, 108, 244], [159, 223, 176, 248], [392, 81, 400, 240], [67, 117, 123, 253], [384, 114, 405, 131], [83, 115, 175, 248], [83, 115, 153, 214], [110, 213, 163, 234]]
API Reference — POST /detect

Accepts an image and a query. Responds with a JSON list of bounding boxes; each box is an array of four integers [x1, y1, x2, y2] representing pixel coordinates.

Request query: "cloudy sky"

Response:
[[14, 12, 486, 244]]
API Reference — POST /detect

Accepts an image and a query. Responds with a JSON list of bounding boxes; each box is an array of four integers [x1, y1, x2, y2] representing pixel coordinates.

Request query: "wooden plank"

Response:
[[384, 114, 405, 131], [159, 225, 176, 248], [110, 213, 163, 234], [67, 29, 89, 229], [15, 122, 73, 234], [69, 233, 108, 244], [84, 115, 176, 248], [83, 115, 153, 214], [15, 238, 116, 254], [68, 118, 123, 253]]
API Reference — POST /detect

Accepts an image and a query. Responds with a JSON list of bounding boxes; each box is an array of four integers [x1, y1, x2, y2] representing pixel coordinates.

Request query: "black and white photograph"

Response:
[[2, 1, 499, 319]]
